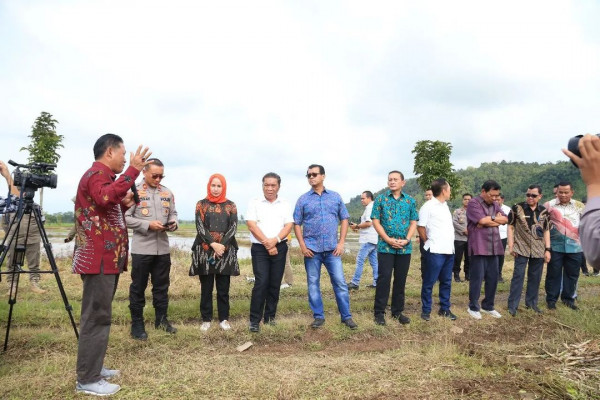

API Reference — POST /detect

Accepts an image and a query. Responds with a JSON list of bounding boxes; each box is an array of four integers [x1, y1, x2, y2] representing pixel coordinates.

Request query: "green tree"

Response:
[[411, 140, 462, 199], [20, 112, 63, 207], [21, 112, 63, 164]]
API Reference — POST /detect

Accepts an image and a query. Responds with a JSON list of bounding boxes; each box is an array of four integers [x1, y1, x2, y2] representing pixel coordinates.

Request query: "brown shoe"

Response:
[[31, 283, 47, 294]]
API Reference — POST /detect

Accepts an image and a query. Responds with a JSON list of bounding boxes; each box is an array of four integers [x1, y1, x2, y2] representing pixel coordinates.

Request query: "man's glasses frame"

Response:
[[306, 173, 320, 178], [525, 193, 539, 198]]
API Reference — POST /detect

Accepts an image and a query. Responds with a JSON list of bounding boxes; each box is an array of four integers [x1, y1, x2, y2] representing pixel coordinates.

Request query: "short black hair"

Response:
[[528, 184, 542, 194], [93, 133, 123, 160], [388, 170, 405, 180], [463, 193, 472, 199], [500, 194, 505, 199], [558, 181, 572, 190], [263, 172, 281, 186], [431, 178, 448, 197], [362, 191, 373, 200], [144, 158, 164, 170], [307, 164, 325, 175], [481, 180, 501, 192]]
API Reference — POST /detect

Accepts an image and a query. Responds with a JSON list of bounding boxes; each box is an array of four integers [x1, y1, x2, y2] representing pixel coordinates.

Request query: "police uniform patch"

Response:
[[141, 208, 149, 216]]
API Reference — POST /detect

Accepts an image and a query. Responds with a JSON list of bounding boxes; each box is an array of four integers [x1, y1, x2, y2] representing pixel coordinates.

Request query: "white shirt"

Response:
[[499, 204, 511, 239], [418, 197, 455, 254], [246, 196, 294, 244], [359, 202, 378, 244]]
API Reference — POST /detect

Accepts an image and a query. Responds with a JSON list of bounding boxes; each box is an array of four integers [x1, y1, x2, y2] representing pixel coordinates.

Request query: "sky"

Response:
[[1, 0, 599, 220]]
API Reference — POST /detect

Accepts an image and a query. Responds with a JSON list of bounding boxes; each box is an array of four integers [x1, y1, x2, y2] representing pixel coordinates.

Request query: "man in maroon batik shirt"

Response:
[[73, 133, 151, 396]]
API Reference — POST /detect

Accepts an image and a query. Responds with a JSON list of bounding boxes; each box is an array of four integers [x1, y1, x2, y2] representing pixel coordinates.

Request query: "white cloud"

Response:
[[1, 1, 599, 219]]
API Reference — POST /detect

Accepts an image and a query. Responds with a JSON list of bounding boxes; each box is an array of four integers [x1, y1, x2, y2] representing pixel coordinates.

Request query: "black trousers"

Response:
[[129, 254, 171, 313], [374, 253, 411, 317], [468, 255, 499, 312], [453, 240, 470, 276], [199, 273, 231, 322], [498, 238, 508, 277], [249, 242, 287, 324], [77, 273, 119, 384], [545, 251, 581, 305]]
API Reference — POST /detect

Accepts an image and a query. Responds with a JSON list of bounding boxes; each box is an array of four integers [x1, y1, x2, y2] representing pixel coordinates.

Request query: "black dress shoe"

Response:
[[562, 301, 578, 310], [347, 282, 359, 290], [438, 309, 457, 320], [508, 309, 517, 317], [453, 274, 462, 283], [525, 305, 543, 314], [342, 318, 358, 330], [393, 313, 410, 325], [374, 315, 386, 326], [249, 323, 260, 333], [420, 313, 430, 321], [311, 318, 325, 329], [547, 302, 556, 310]]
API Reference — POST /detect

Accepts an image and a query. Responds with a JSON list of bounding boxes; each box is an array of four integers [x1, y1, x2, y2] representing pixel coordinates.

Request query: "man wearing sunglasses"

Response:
[[506, 185, 551, 316], [125, 158, 178, 340], [293, 164, 358, 330]]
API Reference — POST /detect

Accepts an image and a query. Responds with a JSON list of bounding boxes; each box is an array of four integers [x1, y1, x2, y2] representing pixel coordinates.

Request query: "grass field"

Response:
[[0, 237, 599, 399]]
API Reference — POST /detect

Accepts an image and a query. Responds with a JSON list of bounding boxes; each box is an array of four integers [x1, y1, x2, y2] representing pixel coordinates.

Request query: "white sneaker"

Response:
[[481, 309, 502, 318], [467, 308, 482, 320], [76, 379, 121, 396], [100, 367, 120, 380], [220, 320, 231, 330], [200, 322, 211, 331], [280, 283, 291, 289]]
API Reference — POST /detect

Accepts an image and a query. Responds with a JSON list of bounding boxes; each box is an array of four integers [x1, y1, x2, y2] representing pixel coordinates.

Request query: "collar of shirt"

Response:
[[92, 161, 117, 181]]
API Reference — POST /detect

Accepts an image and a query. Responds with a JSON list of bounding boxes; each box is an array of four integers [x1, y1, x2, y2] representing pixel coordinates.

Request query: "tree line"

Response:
[[346, 160, 584, 221]]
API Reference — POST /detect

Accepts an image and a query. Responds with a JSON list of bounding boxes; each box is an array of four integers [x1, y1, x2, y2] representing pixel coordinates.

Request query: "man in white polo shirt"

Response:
[[347, 191, 378, 289], [246, 172, 294, 333], [417, 178, 457, 321]]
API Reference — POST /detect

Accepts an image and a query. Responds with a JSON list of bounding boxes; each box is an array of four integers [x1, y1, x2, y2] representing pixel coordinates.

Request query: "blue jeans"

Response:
[[304, 251, 352, 321], [351, 242, 378, 286], [421, 252, 454, 314]]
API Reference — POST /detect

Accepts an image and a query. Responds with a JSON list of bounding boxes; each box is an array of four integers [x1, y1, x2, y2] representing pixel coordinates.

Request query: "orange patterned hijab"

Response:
[[206, 173, 227, 204]]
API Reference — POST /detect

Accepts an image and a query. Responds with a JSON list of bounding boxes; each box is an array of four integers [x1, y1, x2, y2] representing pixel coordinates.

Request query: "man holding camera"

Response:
[[73, 134, 151, 396], [0, 160, 46, 295], [125, 158, 178, 340], [564, 134, 600, 277]]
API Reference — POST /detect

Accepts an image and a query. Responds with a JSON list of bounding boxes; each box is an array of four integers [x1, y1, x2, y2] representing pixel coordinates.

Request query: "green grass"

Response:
[[0, 245, 598, 399]]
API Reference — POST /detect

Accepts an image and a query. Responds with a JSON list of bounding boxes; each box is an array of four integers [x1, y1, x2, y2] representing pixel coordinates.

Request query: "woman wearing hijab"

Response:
[[190, 174, 239, 331]]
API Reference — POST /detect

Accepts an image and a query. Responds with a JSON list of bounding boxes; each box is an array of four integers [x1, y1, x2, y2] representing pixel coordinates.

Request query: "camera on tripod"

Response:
[[9, 159, 57, 190]]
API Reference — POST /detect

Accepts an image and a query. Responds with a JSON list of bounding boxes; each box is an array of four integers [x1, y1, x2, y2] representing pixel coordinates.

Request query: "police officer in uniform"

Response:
[[125, 158, 178, 339]]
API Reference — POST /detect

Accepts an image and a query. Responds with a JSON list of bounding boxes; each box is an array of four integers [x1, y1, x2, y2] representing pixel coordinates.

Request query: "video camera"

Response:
[[567, 134, 600, 168], [9, 159, 57, 190]]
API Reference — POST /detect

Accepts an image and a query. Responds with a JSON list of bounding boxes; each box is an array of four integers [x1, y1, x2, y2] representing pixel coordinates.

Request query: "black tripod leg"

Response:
[[2, 206, 26, 352], [33, 207, 79, 340]]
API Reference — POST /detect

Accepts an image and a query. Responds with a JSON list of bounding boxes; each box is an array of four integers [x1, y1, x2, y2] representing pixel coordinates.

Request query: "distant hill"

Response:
[[346, 160, 584, 221]]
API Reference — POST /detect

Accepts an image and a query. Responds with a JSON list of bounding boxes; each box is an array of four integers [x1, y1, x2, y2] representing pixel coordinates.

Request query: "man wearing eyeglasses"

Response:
[[506, 185, 551, 316], [293, 164, 358, 330], [125, 158, 178, 340], [466, 180, 508, 320], [543, 181, 584, 310]]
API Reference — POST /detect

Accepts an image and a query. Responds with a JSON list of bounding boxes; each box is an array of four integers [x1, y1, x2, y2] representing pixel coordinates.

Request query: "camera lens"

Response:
[[567, 134, 600, 168]]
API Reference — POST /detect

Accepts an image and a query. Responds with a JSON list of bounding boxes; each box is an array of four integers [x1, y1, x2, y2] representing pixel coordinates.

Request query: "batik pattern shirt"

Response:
[[190, 199, 239, 276], [544, 198, 584, 253], [507, 202, 550, 258], [72, 162, 139, 274], [293, 188, 349, 253], [370, 190, 418, 254]]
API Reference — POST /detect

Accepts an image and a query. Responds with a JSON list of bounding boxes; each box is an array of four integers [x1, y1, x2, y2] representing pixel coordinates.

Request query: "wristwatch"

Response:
[[491, 214, 496, 221]]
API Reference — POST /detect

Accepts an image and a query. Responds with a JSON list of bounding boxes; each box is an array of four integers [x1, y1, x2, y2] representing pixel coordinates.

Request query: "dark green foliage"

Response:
[[346, 160, 584, 220], [20, 112, 63, 165], [412, 140, 462, 199]]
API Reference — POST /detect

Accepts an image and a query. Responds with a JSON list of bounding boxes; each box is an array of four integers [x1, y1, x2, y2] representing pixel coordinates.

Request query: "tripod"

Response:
[[0, 191, 78, 351]]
